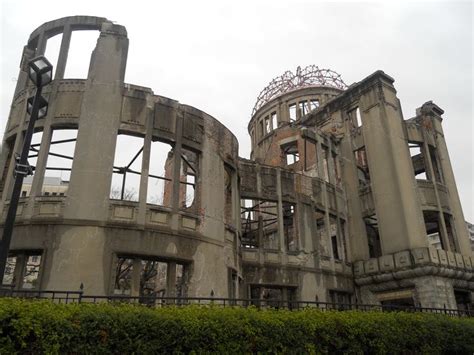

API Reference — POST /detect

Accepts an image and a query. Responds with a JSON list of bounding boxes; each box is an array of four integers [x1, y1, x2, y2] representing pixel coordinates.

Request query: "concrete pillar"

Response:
[[131, 258, 141, 297], [54, 25, 72, 80], [137, 109, 153, 227], [425, 103, 472, 255], [276, 169, 285, 252], [361, 76, 426, 254], [339, 119, 369, 260], [166, 262, 177, 297], [63, 22, 128, 221]]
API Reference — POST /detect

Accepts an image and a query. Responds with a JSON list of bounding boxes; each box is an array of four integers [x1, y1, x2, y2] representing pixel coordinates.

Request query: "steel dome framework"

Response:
[[252, 65, 347, 116]]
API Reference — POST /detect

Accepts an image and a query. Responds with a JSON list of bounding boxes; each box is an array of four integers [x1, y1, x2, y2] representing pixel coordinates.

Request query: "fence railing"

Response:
[[0, 288, 472, 317]]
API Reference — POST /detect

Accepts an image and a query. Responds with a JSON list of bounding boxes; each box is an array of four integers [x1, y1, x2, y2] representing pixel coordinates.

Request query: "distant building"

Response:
[[21, 176, 69, 197]]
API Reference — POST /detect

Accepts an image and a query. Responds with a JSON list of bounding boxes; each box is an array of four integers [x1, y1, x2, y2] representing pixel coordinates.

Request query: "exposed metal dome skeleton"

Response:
[[252, 65, 347, 116]]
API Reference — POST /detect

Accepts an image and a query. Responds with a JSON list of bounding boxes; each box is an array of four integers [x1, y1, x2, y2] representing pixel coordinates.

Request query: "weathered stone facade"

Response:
[[1, 16, 472, 309]]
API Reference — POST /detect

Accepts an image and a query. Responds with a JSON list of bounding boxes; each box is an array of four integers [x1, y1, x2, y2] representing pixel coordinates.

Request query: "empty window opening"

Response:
[[423, 210, 445, 250], [454, 290, 473, 313], [224, 165, 233, 224], [354, 147, 370, 187], [44, 33, 63, 72], [1, 251, 42, 289], [298, 101, 307, 117], [283, 202, 297, 252], [322, 146, 329, 182], [332, 153, 341, 186], [19, 131, 43, 197], [264, 116, 271, 134], [271, 112, 278, 130], [340, 220, 348, 261], [179, 148, 198, 209], [111, 134, 144, 201], [331, 235, 339, 260], [356, 108, 362, 127], [310, 99, 320, 111], [259, 120, 264, 138], [289, 103, 297, 122], [303, 138, 317, 173], [329, 290, 352, 308], [147, 140, 174, 207], [140, 260, 168, 298], [365, 215, 382, 258], [250, 285, 297, 309], [41, 129, 77, 196], [64, 30, 99, 79], [408, 142, 427, 180], [241, 199, 278, 249], [315, 209, 328, 256], [329, 216, 341, 260], [282, 142, 299, 166], [349, 107, 362, 128], [443, 213, 457, 252], [114, 256, 187, 300]]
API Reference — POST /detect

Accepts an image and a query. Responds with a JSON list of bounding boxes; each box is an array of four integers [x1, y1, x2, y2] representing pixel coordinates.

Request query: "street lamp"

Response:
[[0, 56, 52, 286]]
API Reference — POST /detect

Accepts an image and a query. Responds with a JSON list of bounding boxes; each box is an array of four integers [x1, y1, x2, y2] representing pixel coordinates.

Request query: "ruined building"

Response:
[[1, 16, 473, 309]]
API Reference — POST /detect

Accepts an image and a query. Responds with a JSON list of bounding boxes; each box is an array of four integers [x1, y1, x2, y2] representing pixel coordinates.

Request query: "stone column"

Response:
[[63, 22, 128, 221], [54, 25, 72, 80], [360, 74, 426, 254]]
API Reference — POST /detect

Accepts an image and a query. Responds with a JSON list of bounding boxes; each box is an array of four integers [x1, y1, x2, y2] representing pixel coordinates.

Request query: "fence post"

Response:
[[79, 283, 84, 303]]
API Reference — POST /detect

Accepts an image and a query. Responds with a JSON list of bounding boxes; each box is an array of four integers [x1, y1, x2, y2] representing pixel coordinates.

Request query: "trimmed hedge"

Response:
[[0, 298, 473, 354]]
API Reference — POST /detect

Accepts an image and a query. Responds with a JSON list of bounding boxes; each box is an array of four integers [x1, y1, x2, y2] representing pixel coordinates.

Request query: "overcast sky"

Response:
[[1, 0, 472, 221]]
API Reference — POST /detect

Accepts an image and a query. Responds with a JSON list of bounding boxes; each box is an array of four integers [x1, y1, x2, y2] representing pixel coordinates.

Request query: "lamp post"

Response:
[[0, 56, 52, 285]]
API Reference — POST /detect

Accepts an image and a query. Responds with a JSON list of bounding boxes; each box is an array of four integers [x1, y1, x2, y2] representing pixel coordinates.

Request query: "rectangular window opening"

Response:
[[282, 142, 299, 166], [110, 134, 144, 202], [264, 116, 271, 134], [44, 33, 63, 71], [179, 148, 198, 210], [310, 99, 320, 111], [408, 142, 427, 180], [1, 251, 42, 289], [271, 112, 278, 130], [240, 198, 278, 249], [147, 140, 174, 207], [354, 147, 370, 187], [283, 202, 297, 252], [423, 210, 445, 250], [64, 30, 99, 79], [114, 256, 187, 300], [42, 129, 77, 196], [289, 103, 297, 122], [20, 131, 43, 197], [365, 214, 382, 258]]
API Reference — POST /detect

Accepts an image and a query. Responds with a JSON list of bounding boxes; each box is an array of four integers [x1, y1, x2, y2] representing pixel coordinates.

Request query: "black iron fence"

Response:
[[0, 288, 472, 317]]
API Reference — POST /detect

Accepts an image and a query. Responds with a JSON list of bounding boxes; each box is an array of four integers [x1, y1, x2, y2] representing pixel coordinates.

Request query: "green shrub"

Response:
[[0, 298, 473, 354]]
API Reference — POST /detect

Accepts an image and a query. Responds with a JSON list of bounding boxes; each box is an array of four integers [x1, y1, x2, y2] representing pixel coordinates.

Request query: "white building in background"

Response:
[[21, 176, 69, 197]]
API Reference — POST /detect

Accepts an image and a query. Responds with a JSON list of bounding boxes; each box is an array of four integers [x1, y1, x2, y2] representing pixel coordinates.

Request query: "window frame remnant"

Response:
[[282, 141, 299, 166], [289, 103, 297, 122], [283, 202, 297, 252], [179, 147, 199, 210], [271, 112, 278, 130], [408, 142, 427, 180], [365, 214, 382, 258], [240, 198, 279, 249], [1, 250, 43, 290], [110, 133, 144, 202], [113, 255, 188, 301], [147, 140, 174, 207]]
